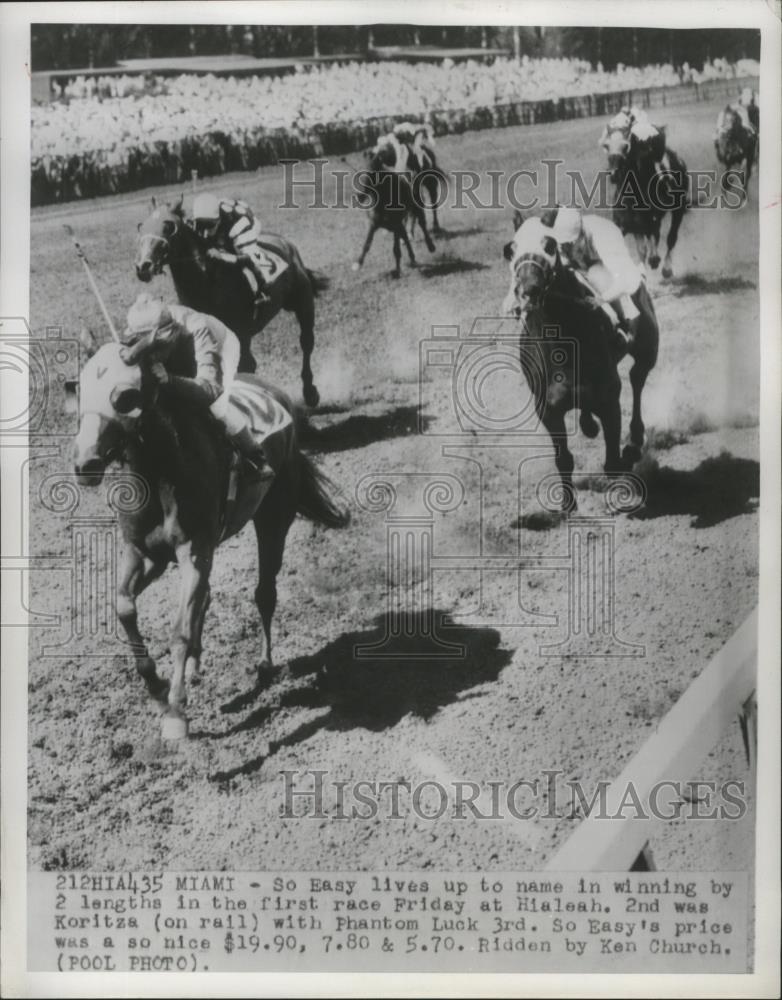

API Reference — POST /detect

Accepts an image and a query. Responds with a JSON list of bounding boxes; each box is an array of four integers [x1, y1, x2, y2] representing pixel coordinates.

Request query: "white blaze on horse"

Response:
[[72, 338, 349, 741]]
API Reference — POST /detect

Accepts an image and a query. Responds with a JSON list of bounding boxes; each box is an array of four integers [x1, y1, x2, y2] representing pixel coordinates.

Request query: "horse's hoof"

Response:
[[351, 261, 360, 272], [161, 714, 189, 741], [580, 412, 600, 439], [303, 385, 320, 408], [427, 241, 436, 253], [147, 677, 171, 704], [661, 265, 673, 280], [622, 443, 642, 468], [391, 271, 401, 280], [649, 255, 661, 270]]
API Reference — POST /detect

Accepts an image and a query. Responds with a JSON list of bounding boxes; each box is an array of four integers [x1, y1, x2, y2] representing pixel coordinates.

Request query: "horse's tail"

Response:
[[307, 269, 330, 296], [295, 451, 351, 528]]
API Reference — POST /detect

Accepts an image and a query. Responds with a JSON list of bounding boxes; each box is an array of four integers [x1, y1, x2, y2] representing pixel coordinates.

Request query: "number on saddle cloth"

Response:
[[228, 216, 288, 296]]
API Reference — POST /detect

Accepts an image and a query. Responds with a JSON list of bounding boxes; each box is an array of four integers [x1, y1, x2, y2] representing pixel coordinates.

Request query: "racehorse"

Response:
[[714, 106, 757, 200], [502, 213, 659, 509], [72, 339, 349, 740], [135, 196, 327, 407], [393, 123, 447, 234], [352, 138, 437, 278], [605, 129, 688, 278]]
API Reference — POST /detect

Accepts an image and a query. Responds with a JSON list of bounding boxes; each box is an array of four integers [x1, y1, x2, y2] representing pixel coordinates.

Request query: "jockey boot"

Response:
[[252, 288, 270, 324], [231, 426, 275, 487]]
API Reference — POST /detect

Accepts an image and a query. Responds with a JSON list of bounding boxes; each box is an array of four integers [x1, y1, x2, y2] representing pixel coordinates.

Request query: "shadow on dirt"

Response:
[[670, 274, 756, 297], [631, 451, 759, 527], [208, 612, 512, 783], [429, 226, 486, 242], [299, 405, 429, 454], [418, 257, 490, 278]]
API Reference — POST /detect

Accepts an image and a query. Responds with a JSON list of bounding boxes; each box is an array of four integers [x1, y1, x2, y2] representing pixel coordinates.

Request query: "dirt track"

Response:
[[28, 96, 758, 873]]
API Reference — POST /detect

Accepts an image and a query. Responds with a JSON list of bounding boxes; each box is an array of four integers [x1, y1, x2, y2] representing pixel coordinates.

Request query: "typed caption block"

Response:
[[29, 870, 748, 973]]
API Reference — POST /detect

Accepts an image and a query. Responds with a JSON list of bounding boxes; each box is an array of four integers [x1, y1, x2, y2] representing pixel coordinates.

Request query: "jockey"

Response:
[[733, 87, 759, 134], [600, 105, 668, 172], [118, 293, 274, 484], [191, 193, 274, 319], [548, 206, 645, 355]]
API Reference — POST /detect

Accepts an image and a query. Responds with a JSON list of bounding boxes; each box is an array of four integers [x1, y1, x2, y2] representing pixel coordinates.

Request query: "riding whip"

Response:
[[62, 224, 120, 343]]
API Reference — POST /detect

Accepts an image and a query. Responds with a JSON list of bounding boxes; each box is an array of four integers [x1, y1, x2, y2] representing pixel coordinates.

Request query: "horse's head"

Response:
[[502, 216, 559, 319], [605, 129, 631, 184], [73, 342, 145, 484], [135, 195, 186, 282], [715, 107, 742, 161]]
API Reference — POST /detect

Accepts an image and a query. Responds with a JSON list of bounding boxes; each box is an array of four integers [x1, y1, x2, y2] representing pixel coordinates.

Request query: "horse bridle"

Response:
[[137, 217, 181, 274], [514, 252, 554, 301]]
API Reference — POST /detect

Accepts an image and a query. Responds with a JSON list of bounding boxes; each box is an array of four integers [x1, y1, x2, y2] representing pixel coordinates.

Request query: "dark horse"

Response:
[[393, 123, 447, 234], [714, 106, 757, 200], [136, 196, 326, 406], [605, 128, 688, 278], [352, 138, 437, 278], [502, 213, 659, 509], [72, 341, 349, 739]]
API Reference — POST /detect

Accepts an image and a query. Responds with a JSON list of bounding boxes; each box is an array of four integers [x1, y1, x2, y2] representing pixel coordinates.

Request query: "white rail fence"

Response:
[[546, 608, 758, 871]]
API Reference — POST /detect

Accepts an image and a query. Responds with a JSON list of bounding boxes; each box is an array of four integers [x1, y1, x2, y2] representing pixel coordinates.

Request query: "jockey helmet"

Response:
[[552, 206, 583, 246], [123, 294, 175, 347], [193, 192, 221, 222]]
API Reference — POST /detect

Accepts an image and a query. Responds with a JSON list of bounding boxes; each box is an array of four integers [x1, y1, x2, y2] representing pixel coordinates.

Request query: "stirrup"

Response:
[[243, 453, 273, 484]]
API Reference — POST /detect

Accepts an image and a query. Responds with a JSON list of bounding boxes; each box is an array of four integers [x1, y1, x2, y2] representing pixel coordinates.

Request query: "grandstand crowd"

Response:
[[31, 55, 760, 205]]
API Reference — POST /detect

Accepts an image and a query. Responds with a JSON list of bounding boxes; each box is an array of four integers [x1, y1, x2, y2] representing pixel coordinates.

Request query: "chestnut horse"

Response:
[[72, 341, 349, 739]]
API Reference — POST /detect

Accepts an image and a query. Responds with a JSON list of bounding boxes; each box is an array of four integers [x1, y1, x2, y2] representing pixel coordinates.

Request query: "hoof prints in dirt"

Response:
[[207, 613, 512, 785]]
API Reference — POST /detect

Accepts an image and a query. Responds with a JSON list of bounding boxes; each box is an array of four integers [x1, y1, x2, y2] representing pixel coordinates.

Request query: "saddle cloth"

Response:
[[230, 221, 290, 293], [220, 378, 294, 540], [228, 376, 293, 452]]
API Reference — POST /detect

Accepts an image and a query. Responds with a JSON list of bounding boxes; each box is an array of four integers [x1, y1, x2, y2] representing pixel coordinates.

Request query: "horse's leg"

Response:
[[596, 376, 624, 474], [251, 483, 296, 681], [633, 232, 648, 272], [163, 541, 212, 740], [353, 221, 377, 270], [399, 223, 417, 268], [116, 545, 169, 703], [293, 285, 320, 407], [648, 220, 662, 270], [429, 179, 443, 233], [413, 203, 436, 253], [185, 586, 210, 687], [392, 230, 402, 278], [542, 408, 577, 512], [661, 207, 685, 279], [237, 333, 257, 375]]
